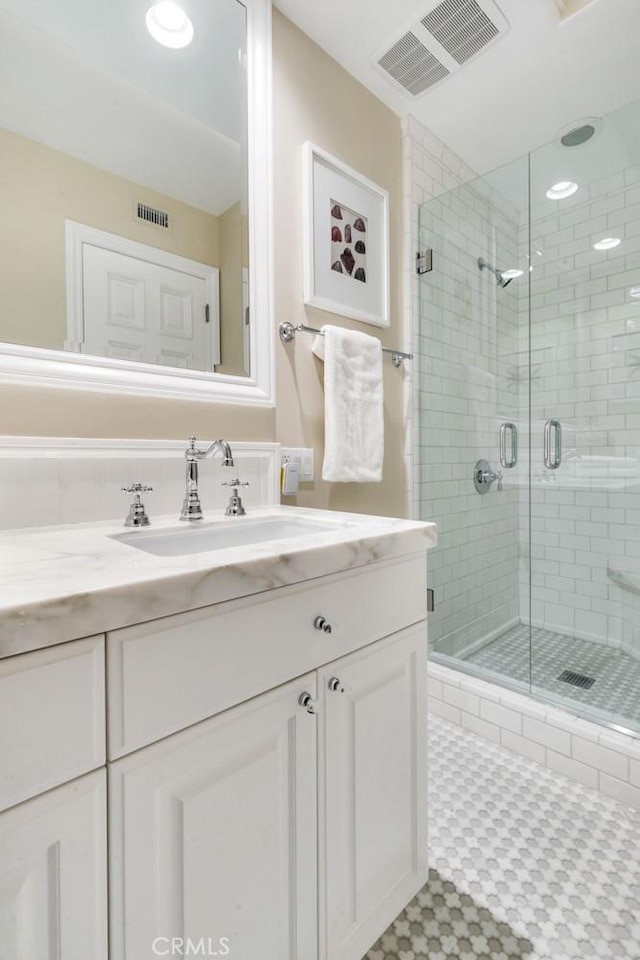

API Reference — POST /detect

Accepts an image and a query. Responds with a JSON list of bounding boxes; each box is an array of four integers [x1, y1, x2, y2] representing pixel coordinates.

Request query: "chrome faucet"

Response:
[[180, 435, 235, 521]]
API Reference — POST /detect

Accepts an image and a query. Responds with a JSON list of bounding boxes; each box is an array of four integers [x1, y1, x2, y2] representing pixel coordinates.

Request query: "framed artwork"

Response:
[[302, 142, 390, 328]]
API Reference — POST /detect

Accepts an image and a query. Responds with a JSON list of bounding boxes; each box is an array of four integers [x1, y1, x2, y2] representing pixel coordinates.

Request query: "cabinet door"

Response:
[[319, 623, 428, 960], [0, 770, 108, 960], [110, 674, 318, 960]]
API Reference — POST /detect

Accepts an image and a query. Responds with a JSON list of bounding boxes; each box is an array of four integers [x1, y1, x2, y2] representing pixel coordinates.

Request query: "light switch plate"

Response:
[[280, 447, 314, 482]]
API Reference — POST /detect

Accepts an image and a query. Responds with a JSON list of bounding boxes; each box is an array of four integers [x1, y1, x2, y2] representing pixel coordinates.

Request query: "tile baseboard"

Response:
[[429, 660, 640, 810]]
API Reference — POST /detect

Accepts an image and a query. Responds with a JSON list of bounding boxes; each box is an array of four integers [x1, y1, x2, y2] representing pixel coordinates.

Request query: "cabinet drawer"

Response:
[[0, 636, 106, 812], [107, 553, 427, 757]]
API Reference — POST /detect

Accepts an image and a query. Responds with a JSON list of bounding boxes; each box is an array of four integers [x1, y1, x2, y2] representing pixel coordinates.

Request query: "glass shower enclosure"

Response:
[[419, 97, 640, 734]]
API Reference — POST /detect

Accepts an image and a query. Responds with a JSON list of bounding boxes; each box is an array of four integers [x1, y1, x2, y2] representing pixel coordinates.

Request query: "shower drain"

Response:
[[557, 669, 596, 690]]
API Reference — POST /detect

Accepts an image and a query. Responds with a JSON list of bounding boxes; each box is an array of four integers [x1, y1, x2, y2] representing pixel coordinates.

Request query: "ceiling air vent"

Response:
[[422, 0, 498, 65], [378, 31, 450, 96], [374, 0, 509, 98], [136, 202, 170, 230]]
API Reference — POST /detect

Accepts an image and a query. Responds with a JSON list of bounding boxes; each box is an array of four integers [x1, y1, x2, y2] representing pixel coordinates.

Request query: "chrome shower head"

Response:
[[477, 257, 513, 288]]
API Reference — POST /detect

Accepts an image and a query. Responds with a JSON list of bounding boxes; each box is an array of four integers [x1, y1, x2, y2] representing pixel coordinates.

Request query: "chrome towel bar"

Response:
[[279, 322, 413, 367]]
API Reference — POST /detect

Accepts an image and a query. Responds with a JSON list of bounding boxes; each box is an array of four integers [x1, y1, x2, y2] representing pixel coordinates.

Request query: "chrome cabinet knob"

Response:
[[328, 677, 344, 694], [314, 615, 333, 634], [298, 692, 319, 714]]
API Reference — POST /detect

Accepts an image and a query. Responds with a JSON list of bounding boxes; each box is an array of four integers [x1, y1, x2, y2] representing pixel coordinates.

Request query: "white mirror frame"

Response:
[[0, 0, 274, 407]]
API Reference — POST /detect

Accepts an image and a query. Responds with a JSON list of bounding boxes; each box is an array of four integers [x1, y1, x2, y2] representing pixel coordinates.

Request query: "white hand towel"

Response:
[[312, 324, 383, 483]]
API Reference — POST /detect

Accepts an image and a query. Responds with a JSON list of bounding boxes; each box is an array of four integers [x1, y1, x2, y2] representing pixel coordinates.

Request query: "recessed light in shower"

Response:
[[593, 237, 621, 251], [501, 269, 524, 281], [146, 1, 194, 48], [546, 181, 579, 200]]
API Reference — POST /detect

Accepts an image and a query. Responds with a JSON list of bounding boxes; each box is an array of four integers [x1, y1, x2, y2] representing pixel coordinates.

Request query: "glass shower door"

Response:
[[527, 99, 640, 733], [418, 155, 531, 693]]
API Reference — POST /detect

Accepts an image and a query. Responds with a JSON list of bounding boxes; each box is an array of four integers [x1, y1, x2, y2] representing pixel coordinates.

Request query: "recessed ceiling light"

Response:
[[501, 269, 524, 281], [593, 237, 621, 251], [146, 1, 194, 49], [629, 286, 640, 299], [546, 181, 579, 200]]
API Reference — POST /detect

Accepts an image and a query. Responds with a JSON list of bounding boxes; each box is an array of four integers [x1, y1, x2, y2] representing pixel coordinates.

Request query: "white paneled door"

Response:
[[319, 625, 428, 960], [109, 674, 318, 960], [81, 244, 217, 370], [0, 770, 108, 960], [65, 222, 220, 372]]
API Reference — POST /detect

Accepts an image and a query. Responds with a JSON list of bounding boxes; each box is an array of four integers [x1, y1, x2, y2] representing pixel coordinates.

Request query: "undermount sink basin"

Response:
[[111, 515, 355, 557]]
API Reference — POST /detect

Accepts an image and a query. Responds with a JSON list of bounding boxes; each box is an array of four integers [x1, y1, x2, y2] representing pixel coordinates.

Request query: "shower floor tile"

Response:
[[464, 622, 640, 730], [365, 715, 640, 960]]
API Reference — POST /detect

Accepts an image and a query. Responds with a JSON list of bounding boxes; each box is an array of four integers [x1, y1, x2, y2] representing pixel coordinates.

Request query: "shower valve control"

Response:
[[474, 459, 503, 495]]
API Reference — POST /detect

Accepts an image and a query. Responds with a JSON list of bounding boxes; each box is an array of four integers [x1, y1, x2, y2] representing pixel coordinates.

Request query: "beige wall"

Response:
[[272, 11, 405, 517], [217, 202, 247, 377], [0, 11, 407, 516], [0, 128, 221, 349]]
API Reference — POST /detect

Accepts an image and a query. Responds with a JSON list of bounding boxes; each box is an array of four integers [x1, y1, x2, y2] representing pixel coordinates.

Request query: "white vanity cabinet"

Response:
[[0, 525, 432, 960], [106, 554, 429, 960]]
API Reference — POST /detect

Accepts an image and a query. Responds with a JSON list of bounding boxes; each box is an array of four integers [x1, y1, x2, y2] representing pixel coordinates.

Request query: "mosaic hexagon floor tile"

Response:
[[364, 715, 640, 960], [465, 623, 640, 730]]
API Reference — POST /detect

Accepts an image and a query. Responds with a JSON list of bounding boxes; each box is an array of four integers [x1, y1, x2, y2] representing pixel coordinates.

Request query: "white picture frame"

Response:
[[302, 142, 390, 328]]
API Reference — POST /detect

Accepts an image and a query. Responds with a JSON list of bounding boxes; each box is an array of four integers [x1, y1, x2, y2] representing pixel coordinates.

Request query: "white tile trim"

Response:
[[0, 437, 280, 529], [429, 660, 640, 809]]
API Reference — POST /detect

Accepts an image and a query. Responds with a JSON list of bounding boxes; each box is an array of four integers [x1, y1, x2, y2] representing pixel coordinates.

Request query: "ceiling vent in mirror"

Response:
[[136, 202, 170, 230], [375, 0, 509, 98]]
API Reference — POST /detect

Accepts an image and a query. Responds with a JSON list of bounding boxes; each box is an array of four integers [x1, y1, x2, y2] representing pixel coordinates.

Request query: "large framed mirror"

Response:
[[0, 0, 273, 405]]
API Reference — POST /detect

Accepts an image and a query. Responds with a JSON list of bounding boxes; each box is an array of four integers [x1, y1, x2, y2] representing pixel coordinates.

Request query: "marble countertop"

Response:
[[0, 505, 436, 658]]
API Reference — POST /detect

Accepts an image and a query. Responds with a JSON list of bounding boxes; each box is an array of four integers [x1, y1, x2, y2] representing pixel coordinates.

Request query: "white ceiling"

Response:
[[0, 0, 246, 214], [273, 0, 640, 175]]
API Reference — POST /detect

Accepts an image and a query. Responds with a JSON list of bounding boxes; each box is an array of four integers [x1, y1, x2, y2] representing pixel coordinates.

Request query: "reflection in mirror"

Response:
[[0, 0, 250, 378]]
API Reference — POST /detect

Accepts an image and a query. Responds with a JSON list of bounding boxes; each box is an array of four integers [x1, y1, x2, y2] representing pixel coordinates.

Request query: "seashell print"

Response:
[[354, 267, 366, 283], [331, 204, 343, 219], [354, 240, 366, 255], [353, 217, 366, 232], [331, 226, 342, 242], [331, 260, 343, 273], [341, 247, 355, 275], [344, 224, 352, 243]]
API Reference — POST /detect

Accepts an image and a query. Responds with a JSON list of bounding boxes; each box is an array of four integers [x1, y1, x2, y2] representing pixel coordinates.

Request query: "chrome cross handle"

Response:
[[222, 478, 249, 517], [122, 483, 153, 527]]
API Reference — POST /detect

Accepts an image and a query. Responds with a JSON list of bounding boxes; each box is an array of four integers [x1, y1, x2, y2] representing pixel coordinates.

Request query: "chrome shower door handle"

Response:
[[500, 422, 518, 468], [544, 419, 562, 469]]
